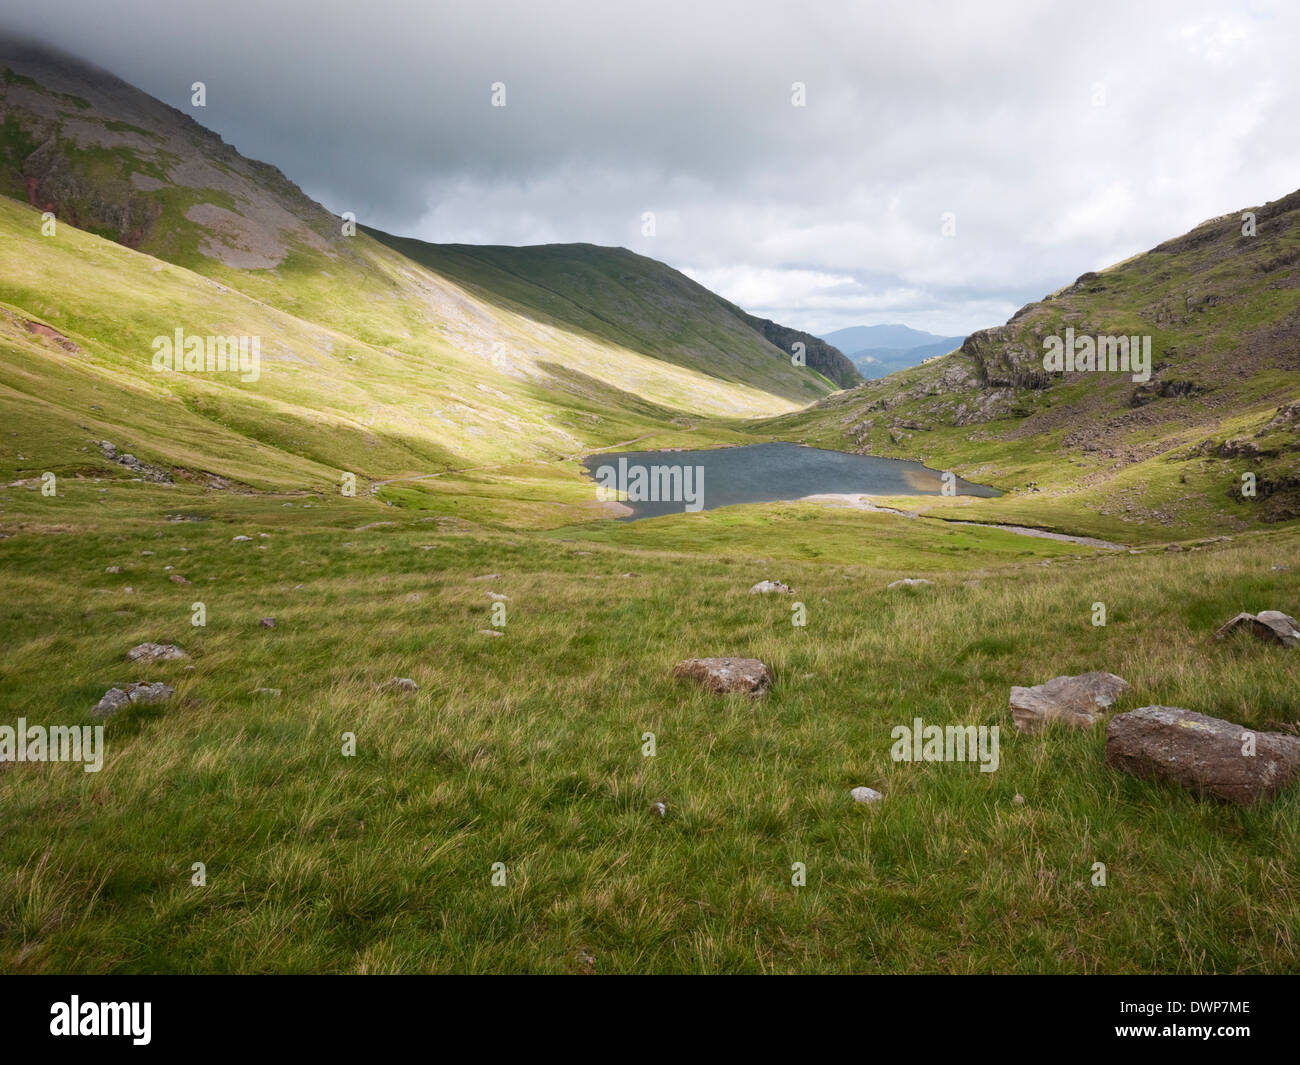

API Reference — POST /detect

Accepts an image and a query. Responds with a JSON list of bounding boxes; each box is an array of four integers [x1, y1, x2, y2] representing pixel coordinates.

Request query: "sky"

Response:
[[4, 0, 1300, 338]]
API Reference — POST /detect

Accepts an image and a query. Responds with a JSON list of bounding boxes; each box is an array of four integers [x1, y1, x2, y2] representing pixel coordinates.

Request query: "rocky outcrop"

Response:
[[1105, 706, 1300, 805]]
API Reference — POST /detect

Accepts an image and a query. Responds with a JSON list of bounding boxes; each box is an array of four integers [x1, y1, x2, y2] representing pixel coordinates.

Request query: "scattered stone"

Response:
[[473, 573, 501, 581], [123, 586, 134, 594], [169, 574, 191, 585], [126, 642, 188, 663], [141, 550, 154, 557], [1009, 672, 1130, 732], [672, 656, 771, 695], [1166, 543, 1183, 552], [386, 677, 418, 693], [487, 592, 509, 602], [232, 535, 252, 542], [1106, 705, 1300, 805], [622, 572, 640, 578], [105, 566, 122, 574], [887, 578, 932, 589], [1272, 564, 1290, 572], [92, 681, 174, 719], [850, 786, 883, 804], [258, 617, 276, 629], [479, 628, 504, 637], [1214, 610, 1300, 648], [651, 801, 667, 818], [1012, 793, 1026, 805], [252, 687, 282, 697], [750, 580, 793, 594]]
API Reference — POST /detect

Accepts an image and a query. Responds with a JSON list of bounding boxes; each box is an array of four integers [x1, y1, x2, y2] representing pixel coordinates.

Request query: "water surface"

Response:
[[583, 441, 1000, 520]]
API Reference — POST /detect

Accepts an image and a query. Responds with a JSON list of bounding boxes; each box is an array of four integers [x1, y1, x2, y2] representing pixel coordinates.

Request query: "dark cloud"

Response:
[[5, 0, 1299, 335]]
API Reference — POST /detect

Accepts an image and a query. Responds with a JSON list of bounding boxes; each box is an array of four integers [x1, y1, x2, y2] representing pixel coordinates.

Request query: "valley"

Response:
[[0, 31, 1298, 978]]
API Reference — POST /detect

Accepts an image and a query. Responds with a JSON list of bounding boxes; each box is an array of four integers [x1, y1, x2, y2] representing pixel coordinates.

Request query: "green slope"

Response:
[[764, 191, 1300, 541]]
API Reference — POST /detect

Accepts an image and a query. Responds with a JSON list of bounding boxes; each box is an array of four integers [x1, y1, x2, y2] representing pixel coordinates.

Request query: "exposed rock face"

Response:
[[92, 681, 174, 718], [1009, 672, 1130, 732], [98, 440, 172, 483], [1105, 706, 1300, 805], [672, 657, 771, 695], [125, 642, 187, 663], [1215, 610, 1300, 648], [961, 326, 1051, 390]]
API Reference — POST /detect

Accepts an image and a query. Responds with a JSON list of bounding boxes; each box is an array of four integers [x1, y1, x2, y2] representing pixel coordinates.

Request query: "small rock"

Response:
[[1166, 543, 1183, 552], [850, 786, 883, 804], [1012, 793, 1026, 805], [386, 677, 418, 693], [258, 617, 276, 629], [126, 642, 188, 663], [672, 657, 771, 695], [141, 550, 154, 557], [487, 592, 509, 602], [479, 629, 504, 637], [1214, 610, 1299, 648], [887, 578, 932, 589], [92, 681, 174, 719], [105, 566, 122, 574], [1272, 564, 1290, 572], [252, 687, 282, 697], [170, 574, 191, 585], [1106, 706, 1300, 805], [473, 574, 501, 581], [232, 535, 252, 542], [750, 580, 793, 594], [1010, 672, 1130, 732], [651, 801, 667, 818]]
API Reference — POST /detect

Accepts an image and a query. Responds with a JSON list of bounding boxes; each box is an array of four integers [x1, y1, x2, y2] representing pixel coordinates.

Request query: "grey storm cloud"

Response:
[[5, 0, 1300, 336]]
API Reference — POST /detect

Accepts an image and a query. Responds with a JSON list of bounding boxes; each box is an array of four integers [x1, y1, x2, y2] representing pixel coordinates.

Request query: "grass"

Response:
[[1, 476, 1297, 974]]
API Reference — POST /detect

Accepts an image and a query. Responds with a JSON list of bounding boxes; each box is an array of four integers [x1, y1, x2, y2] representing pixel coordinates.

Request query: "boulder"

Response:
[[125, 642, 188, 663], [92, 681, 174, 719], [1009, 671, 1130, 732], [1105, 706, 1300, 805], [1214, 610, 1299, 648], [672, 656, 771, 695]]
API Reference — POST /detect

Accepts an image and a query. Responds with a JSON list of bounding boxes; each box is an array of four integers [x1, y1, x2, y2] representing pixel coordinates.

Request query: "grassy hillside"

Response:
[[765, 191, 1300, 541]]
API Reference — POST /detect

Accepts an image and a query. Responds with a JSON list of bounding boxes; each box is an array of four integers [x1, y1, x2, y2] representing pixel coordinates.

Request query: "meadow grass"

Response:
[[1, 479, 1297, 973]]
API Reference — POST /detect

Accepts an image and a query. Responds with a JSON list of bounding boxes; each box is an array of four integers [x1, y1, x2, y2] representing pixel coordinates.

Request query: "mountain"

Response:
[[774, 191, 1300, 535], [0, 35, 849, 504], [820, 324, 966, 379]]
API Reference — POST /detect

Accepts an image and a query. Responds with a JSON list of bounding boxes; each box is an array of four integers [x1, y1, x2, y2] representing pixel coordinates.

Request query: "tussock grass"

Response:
[[1, 482, 1297, 973]]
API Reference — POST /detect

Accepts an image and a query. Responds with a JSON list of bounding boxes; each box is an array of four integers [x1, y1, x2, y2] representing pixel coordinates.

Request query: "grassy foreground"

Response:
[[1, 479, 1297, 974]]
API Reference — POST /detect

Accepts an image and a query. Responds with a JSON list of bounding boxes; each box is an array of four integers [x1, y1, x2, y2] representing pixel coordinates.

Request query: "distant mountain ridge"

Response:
[[820, 324, 966, 379]]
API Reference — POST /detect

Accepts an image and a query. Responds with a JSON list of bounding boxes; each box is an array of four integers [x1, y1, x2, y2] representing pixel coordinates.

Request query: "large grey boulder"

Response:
[[1214, 610, 1300, 648], [1106, 706, 1300, 805], [1009, 672, 1130, 732], [673, 657, 771, 695]]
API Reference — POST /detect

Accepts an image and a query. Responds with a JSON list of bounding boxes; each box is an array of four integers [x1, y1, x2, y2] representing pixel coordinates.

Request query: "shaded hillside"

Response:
[[364, 232, 849, 403], [768, 190, 1300, 536]]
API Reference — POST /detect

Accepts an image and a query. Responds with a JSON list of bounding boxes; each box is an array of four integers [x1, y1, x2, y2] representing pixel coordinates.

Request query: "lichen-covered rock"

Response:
[[1010, 672, 1130, 732], [672, 657, 771, 695], [1106, 706, 1300, 805], [125, 642, 188, 663], [1214, 610, 1300, 648], [92, 681, 174, 719]]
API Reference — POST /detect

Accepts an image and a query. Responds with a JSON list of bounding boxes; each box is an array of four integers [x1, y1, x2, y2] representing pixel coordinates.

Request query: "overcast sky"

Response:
[[6, 0, 1300, 337]]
